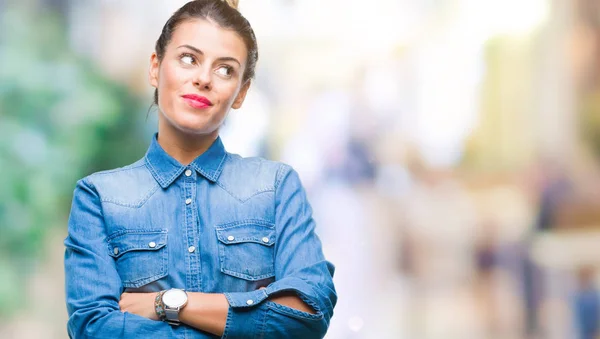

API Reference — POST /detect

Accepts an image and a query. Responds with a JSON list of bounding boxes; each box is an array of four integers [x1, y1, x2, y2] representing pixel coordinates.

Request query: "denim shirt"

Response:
[[64, 134, 337, 339]]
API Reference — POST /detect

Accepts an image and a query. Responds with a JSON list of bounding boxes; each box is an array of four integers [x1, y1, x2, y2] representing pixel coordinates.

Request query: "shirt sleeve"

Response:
[[64, 178, 177, 338], [222, 165, 337, 339]]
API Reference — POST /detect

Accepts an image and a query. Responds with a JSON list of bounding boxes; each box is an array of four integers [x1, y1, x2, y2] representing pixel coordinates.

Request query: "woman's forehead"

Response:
[[170, 18, 247, 62]]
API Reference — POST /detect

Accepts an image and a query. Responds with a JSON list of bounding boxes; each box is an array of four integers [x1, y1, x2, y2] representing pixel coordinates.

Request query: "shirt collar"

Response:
[[144, 133, 226, 188]]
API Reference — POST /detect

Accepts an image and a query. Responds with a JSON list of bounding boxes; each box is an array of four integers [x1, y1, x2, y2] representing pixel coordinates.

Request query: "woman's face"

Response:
[[149, 18, 250, 137]]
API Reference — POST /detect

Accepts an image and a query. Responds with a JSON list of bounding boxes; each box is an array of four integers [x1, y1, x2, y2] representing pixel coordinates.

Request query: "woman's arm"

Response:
[[64, 178, 179, 338], [183, 289, 316, 336], [220, 165, 337, 338], [120, 288, 315, 336], [121, 165, 337, 338]]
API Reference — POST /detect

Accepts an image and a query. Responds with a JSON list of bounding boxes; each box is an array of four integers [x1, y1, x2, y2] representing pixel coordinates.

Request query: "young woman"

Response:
[[64, 1, 337, 338]]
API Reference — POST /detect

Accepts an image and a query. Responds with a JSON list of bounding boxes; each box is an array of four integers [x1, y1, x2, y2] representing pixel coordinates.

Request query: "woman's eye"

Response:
[[215, 66, 233, 77], [180, 54, 195, 65]]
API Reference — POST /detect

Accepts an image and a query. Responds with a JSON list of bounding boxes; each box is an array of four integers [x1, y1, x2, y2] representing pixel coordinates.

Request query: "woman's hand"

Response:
[[119, 292, 159, 320]]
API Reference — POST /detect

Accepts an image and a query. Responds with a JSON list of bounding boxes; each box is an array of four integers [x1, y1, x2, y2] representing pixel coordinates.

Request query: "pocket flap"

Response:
[[216, 224, 275, 246], [107, 231, 167, 258]]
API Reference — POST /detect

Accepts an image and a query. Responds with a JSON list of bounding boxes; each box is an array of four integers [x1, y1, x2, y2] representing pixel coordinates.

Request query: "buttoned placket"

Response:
[[183, 167, 201, 291]]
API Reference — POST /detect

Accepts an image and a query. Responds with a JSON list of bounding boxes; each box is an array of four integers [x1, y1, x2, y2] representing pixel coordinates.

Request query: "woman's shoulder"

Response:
[[220, 152, 294, 194], [90, 157, 147, 175], [75, 157, 157, 203], [224, 152, 297, 175], [81, 158, 148, 182]]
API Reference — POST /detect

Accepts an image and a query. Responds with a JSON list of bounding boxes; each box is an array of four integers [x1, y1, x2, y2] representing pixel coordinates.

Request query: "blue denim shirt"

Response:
[[64, 134, 337, 338]]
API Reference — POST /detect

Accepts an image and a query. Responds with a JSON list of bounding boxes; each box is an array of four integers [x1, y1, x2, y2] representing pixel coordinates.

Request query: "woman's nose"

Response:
[[193, 67, 212, 91]]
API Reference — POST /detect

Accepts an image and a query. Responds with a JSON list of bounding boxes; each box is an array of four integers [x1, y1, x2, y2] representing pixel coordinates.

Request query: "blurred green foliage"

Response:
[[0, 4, 150, 316]]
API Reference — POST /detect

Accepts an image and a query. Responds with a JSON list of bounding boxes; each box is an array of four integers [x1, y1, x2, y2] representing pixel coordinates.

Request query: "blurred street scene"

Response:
[[2, 0, 600, 338]]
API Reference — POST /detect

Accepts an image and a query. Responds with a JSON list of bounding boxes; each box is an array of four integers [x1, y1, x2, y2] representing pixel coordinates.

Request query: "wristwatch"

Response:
[[161, 288, 188, 326]]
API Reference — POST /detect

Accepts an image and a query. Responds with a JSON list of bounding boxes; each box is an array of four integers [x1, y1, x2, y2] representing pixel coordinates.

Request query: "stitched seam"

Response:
[[215, 155, 278, 202], [107, 228, 167, 241], [215, 221, 276, 280], [273, 164, 288, 232], [216, 181, 274, 203], [220, 269, 275, 281], [163, 166, 184, 187], [90, 161, 146, 176], [268, 283, 324, 314], [197, 168, 215, 182], [145, 156, 167, 188], [215, 219, 275, 229], [259, 306, 267, 339], [214, 152, 228, 178], [110, 230, 169, 288], [121, 270, 168, 288], [108, 242, 166, 256], [265, 301, 323, 320], [100, 183, 159, 208], [83, 177, 108, 242], [274, 163, 289, 191], [217, 238, 275, 246]]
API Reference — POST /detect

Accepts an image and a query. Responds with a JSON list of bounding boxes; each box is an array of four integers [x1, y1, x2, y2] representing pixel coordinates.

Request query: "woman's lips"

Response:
[[182, 94, 213, 109]]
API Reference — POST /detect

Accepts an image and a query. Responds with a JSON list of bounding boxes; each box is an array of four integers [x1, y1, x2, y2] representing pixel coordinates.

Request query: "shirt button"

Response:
[[227, 235, 235, 241], [113, 247, 119, 255], [246, 299, 254, 305], [148, 242, 156, 248], [185, 198, 192, 205], [185, 169, 192, 177], [188, 246, 196, 253], [262, 237, 269, 243]]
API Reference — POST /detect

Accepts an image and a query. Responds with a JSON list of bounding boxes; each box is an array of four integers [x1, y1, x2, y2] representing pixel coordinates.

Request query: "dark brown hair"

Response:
[[153, 0, 258, 105]]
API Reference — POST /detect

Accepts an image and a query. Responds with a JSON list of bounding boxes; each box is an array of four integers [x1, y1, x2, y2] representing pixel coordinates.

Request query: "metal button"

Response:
[[262, 237, 269, 243], [227, 235, 235, 241], [188, 246, 196, 253], [185, 198, 192, 205], [185, 169, 192, 177], [246, 299, 254, 305], [113, 247, 119, 255], [148, 242, 156, 248]]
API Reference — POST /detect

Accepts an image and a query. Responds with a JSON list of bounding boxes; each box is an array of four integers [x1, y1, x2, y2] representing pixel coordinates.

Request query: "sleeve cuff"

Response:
[[224, 288, 269, 308], [266, 277, 324, 313], [224, 277, 318, 310], [222, 278, 332, 338], [222, 290, 269, 339]]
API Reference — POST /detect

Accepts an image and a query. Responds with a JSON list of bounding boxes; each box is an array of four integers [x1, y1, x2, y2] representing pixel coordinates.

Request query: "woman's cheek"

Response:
[[162, 62, 186, 86], [172, 68, 193, 87], [219, 81, 240, 101]]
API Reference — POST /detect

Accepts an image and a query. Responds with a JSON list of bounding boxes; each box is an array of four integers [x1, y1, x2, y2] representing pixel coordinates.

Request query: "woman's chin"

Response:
[[161, 110, 220, 136], [173, 119, 218, 136]]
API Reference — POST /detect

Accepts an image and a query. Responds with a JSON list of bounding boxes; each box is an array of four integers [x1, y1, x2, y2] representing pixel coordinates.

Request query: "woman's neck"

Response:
[[157, 123, 218, 166]]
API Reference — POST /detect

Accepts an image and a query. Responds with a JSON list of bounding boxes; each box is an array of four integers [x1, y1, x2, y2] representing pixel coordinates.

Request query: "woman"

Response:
[[64, 1, 337, 338]]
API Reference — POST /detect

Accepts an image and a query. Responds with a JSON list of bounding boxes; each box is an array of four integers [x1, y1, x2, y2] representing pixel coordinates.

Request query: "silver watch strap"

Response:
[[164, 307, 181, 326]]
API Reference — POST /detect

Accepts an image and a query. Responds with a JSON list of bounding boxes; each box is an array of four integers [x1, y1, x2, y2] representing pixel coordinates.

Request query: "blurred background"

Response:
[[2, 0, 600, 338]]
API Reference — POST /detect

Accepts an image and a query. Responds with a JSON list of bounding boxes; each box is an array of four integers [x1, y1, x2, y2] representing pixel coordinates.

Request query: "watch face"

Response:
[[163, 289, 188, 308]]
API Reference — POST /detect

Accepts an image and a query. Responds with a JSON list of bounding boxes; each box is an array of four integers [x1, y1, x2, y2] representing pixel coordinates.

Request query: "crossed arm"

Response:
[[65, 167, 336, 338], [119, 289, 315, 336]]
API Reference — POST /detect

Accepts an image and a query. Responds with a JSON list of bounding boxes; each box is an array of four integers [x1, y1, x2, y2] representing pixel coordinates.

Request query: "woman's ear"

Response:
[[231, 81, 251, 109], [149, 53, 159, 89]]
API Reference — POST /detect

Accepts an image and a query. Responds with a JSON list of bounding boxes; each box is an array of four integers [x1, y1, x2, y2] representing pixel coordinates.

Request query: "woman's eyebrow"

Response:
[[177, 44, 241, 66]]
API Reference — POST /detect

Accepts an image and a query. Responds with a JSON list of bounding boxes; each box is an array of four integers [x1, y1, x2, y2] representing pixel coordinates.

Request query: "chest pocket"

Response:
[[216, 221, 276, 281], [107, 230, 168, 288]]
